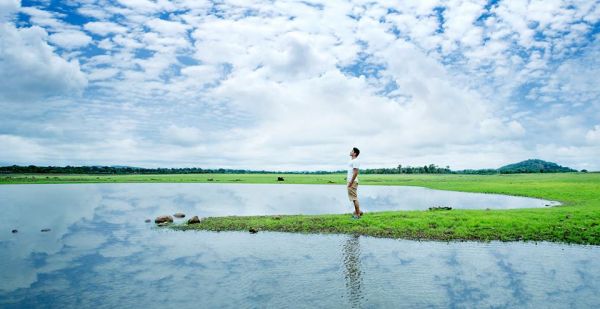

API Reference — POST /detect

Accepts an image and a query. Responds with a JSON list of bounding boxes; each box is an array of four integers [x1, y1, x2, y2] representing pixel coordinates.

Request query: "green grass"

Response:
[[2, 173, 599, 244]]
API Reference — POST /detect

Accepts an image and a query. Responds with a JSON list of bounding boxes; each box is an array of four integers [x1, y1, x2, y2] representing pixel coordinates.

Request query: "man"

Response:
[[347, 147, 363, 219]]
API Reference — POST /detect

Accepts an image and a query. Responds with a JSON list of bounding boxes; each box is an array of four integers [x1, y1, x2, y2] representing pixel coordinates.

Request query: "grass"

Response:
[[2, 173, 599, 244]]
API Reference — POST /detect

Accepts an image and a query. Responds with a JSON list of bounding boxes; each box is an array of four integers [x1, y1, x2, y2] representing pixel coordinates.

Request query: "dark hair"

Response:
[[353, 147, 360, 156]]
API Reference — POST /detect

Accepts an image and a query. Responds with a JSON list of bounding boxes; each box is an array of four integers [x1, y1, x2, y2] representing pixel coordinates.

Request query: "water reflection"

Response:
[[342, 235, 363, 307], [1, 228, 600, 307], [1, 184, 595, 308]]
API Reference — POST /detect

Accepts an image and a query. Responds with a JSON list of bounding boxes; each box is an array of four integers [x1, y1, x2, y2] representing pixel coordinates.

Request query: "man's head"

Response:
[[350, 147, 360, 158]]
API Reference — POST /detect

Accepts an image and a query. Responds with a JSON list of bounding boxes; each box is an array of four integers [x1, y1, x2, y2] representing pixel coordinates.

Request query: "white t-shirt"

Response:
[[347, 158, 360, 183]]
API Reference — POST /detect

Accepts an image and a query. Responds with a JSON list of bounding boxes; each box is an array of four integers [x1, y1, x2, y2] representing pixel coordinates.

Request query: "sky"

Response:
[[0, 0, 599, 171]]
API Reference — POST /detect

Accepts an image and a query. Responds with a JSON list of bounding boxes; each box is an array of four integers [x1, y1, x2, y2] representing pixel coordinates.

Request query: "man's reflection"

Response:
[[343, 234, 363, 307]]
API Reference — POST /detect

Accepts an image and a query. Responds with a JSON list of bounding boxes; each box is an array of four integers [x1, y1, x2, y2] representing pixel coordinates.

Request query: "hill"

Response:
[[497, 159, 576, 173]]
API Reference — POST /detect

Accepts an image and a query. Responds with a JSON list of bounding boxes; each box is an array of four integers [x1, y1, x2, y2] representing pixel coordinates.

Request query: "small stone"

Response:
[[174, 213, 185, 218], [155, 215, 174, 224], [11, 229, 18, 233], [144, 219, 151, 223], [249, 228, 258, 234], [187, 216, 201, 224], [41, 228, 51, 232]]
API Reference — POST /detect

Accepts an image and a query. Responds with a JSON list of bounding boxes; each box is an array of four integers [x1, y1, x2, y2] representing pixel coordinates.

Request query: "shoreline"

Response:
[[2, 173, 598, 245]]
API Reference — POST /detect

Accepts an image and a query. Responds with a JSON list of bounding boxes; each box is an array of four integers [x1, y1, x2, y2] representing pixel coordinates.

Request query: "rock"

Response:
[[428, 206, 452, 211], [11, 229, 18, 233], [277, 177, 284, 181], [157, 222, 170, 227], [41, 228, 51, 232], [144, 219, 151, 223], [174, 213, 186, 218], [249, 228, 258, 234], [187, 216, 201, 224], [154, 215, 174, 224]]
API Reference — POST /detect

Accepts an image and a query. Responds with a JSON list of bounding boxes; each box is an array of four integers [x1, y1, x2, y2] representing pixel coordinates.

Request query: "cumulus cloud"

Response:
[[83, 21, 127, 36], [0, 23, 87, 102], [0, 0, 20, 21], [1, 0, 599, 170], [145, 18, 189, 36], [49, 30, 92, 49]]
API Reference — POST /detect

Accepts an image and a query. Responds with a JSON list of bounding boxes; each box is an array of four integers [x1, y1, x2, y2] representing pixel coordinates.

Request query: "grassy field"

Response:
[[2, 173, 599, 244]]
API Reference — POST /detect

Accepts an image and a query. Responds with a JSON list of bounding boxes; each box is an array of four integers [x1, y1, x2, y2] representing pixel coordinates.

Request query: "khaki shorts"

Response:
[[347, 181, 358, 201]]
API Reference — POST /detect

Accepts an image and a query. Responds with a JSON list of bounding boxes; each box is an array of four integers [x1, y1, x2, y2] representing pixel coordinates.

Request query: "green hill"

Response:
[[498, 159, 576, 173]]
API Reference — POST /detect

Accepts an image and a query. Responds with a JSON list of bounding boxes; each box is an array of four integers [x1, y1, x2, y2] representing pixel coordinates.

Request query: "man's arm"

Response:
[[348, 168, 358, 187]]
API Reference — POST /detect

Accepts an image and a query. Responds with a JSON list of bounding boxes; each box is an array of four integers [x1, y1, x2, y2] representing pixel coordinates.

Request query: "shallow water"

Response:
[[1, 183, 558, 221], [2, 183, 595, 308]]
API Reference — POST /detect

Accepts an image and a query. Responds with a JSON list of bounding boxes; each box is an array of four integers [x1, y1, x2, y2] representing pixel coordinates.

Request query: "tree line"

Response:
[[0, 165, 338, 175], [1, 159, 584, 175], [0, 164, 501, 175]]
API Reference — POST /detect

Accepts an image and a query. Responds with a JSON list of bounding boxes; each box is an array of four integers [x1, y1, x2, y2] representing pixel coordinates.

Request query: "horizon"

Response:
[[1, 158, 592, 172], [1, 1, 599, 170]]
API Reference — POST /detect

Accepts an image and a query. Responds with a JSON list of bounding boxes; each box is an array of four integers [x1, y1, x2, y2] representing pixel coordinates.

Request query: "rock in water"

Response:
[[249, 228, 258, 234], [174, 213, 186, 218], [187, 216, 201, 224], [11, 229, 18, 233], [144, 219, 151, 223], [155, 215, 174, 224], [41, 228, 51, 232]]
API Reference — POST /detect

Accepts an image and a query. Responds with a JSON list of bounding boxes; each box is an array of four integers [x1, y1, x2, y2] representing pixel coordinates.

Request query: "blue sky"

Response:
[[1, 0, 599, 170]]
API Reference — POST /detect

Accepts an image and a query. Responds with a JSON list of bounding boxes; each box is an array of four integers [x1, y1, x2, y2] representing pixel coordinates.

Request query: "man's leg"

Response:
[[353, 199, 361, 217], [348, 182, 363, 218]]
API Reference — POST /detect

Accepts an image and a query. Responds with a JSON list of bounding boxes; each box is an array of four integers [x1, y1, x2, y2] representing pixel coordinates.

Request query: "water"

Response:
[[1, 183, 558, 222], [2, 183, 597, 308]]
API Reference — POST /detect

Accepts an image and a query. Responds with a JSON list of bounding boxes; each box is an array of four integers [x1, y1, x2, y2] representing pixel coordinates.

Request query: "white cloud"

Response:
[[77, 6, 109, 19], [87, 67, 120, 81], [586, 125, 600, 144], [49, 30, 92, 49], [161, 125, 204, 146], [480, 119, 525, 139], [83, 21, 127, 36], [0, 134, 45, 162], [442, 0, 486, 50], [145, 18, 189, 36], [1, 0, 599, 170], [0, 23, 87, 101], [0, 0, 20, 21], [19, 6, 75, 31]]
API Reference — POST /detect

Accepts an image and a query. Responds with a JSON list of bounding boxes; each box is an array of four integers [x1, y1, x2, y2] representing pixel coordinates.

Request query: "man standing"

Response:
[[347, 147, 363, 219]]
